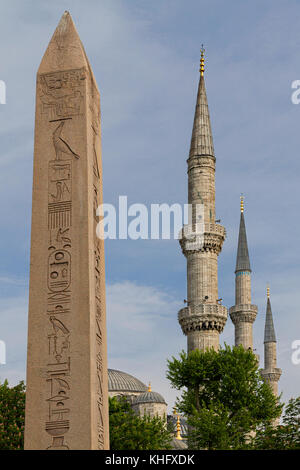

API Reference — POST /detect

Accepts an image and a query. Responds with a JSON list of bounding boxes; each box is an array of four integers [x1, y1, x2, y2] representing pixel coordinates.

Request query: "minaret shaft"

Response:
[[178, 56, 227, 352], [188, 155, 216, 225], [187, 251, 218, 305], [264, 342, 277, 371], [235, 273, 251, 305]]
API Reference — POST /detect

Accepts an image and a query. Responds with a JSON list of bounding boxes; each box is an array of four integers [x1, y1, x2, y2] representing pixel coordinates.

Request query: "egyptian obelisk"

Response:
[[24, 12, 109, 450]]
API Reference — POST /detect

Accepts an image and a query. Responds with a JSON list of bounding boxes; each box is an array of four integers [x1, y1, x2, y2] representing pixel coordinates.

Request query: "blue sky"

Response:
[[0, 0, 299, 411]]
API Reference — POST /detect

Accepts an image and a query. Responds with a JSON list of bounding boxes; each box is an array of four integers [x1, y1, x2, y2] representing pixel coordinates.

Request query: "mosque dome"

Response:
[[171, 437, 188, 450], [108, 369, 147, 394], [133, 390, 166, 405]]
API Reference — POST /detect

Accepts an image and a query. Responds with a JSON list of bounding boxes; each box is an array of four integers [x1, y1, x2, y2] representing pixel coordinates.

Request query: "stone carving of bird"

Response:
[[53, 121, 80, 160]]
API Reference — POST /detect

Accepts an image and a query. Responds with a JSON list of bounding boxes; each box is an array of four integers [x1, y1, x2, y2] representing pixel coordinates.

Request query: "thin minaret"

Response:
[[229, 196, 257, 350], [261, 287, 282, 396], [178, 48, 227, 352]]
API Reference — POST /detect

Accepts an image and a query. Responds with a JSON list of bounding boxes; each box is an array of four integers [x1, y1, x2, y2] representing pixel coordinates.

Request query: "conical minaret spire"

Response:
[[261, 287, 281, 396], [230, 197, 257, 350], [189, 48, 215, 159], [264, 288, 276, 342], [178, 49, 227, 352], [235, 197, 251, 273]]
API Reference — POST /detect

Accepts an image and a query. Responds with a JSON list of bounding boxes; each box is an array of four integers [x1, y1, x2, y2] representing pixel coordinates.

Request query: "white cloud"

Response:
[[0, 294, 28, 386], [107, 280, 185, 411]]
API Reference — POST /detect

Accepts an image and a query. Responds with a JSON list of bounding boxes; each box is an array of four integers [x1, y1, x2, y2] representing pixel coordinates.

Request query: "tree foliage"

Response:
[[0, 380, 25, 450], [167, 345, 282, 449], [250, 397, 300, 449], [0, 382, 172, 450], [109, 396, 172, 450]]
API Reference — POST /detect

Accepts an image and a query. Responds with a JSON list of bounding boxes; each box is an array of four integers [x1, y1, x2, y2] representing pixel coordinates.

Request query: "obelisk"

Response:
[[24, 12, 109, 450]]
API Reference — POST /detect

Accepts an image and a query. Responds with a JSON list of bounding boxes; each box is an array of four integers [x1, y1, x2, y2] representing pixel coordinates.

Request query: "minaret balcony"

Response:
[[260, 368, 282, 383], [178, 304, 228, 334], [179, 223, 226, 255], [187, 155, 216, 173], [229, 304, 258, 325]]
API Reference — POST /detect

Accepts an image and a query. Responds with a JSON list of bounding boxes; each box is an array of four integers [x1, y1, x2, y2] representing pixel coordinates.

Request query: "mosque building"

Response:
[[107, 368, 188, 448]]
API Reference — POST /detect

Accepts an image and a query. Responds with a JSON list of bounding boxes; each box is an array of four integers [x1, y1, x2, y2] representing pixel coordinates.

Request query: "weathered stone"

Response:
[[24, 11, 109, 450]]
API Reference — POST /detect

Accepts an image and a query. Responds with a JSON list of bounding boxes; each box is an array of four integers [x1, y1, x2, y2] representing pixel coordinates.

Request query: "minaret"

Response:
[[261, 287, 282, 396], [229, 197, 257, 350], [178, 48, 227, 352]]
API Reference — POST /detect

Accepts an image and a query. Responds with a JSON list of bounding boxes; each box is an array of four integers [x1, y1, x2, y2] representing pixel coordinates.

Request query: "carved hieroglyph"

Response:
[[24, 12, 109, 450]]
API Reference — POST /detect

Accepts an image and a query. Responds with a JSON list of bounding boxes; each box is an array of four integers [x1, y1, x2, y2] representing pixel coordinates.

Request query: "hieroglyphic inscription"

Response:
[[45, 117, 80, 450], [46, 243, 72, 449], [90, 89, 105, 449], [48, 250, 71, 293], [47, 118, 80, 230], [40, 68, 86, 120]]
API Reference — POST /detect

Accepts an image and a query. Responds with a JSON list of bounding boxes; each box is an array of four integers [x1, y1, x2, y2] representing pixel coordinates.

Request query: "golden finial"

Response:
[[240, 194, 244, 213], [176, 415, 182, 440], [267, 284, 270, 299], [173, 406, 177, 415], [200, 44, 205, 76], [148, 382, 152, 392]]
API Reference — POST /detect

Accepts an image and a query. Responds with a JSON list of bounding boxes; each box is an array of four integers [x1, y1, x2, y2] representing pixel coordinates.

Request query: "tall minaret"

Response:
[[229, 197, 257, 350], [178, 48, 227, 352], [261, 287, 282, 396]]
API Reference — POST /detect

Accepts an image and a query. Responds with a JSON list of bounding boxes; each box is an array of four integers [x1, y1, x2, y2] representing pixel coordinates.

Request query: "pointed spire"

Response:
[[200, 45, 205, 76], [240, 194, 244, 213], [264, 287, 277, 343], [176, 415, 182, 440], [235, 197, 251, 273], [189, 47, 215, 159]]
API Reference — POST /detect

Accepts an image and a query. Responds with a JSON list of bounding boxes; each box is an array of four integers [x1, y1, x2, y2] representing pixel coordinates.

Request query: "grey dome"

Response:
[[171, 438, 188, 450], [108, 369, 147, 393], [133, 390, 166, 405]]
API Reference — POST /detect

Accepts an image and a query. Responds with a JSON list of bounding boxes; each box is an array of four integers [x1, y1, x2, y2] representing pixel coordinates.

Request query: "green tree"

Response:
[[250, 397, 300, 449], [0, 380, 25, 450], [109, 396, 172, 450], [167, 345, 282, 449]]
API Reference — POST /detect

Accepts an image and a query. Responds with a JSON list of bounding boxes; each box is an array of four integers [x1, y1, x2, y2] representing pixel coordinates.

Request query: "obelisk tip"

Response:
[[56, 10, 73, 34], [38, 10, 89, 74]]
